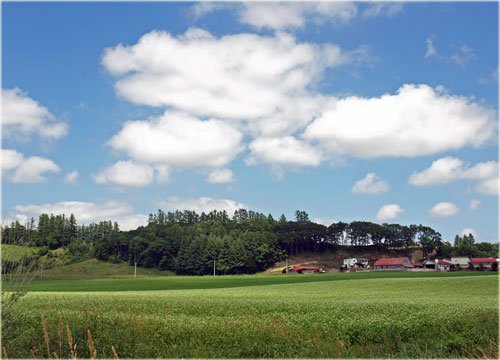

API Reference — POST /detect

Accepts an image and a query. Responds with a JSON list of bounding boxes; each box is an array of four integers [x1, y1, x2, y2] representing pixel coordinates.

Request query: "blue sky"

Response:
[[1, 1, 498, 243]]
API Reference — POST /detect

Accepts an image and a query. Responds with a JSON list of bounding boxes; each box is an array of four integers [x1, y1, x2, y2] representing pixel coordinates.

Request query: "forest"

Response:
[[2, 209, 498, 275]]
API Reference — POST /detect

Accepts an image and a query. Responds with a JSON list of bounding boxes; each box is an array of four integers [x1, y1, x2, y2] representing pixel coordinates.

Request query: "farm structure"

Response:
[[343, 258, 370, 268], [469, 258, 498, 270], [423, 259, 452, 271], [450, 257, 471, 269], [373, 258, 412, 271]]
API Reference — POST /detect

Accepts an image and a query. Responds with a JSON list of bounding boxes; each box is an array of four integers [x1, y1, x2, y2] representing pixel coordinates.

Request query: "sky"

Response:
[[1, 1, 498, 243]]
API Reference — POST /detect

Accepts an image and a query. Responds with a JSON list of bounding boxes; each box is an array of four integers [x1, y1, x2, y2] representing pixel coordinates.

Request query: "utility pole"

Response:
[[213, 260, 216, 276], [285, 255, 288, 274], [134, 254, 137, 278]]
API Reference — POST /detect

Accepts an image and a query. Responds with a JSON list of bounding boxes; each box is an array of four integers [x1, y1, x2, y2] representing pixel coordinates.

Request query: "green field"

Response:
[[3, 272, 498, 358]]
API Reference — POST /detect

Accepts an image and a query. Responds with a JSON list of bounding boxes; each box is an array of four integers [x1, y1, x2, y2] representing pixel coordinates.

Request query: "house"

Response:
[[373, 258, 412, 271], [423, 259, 436, 269], [469, 258, 498, 270], [435, 259, 451, 271], [411, 262, 424, 268], [343, 258, 369, 268], [288, 265, 325, 274], [450, 257, 471, 269]]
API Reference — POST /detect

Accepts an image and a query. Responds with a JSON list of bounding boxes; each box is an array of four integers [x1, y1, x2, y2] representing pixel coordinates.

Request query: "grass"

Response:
[[3, 273, 498, 358], [16, 269, 498, 292], [31, 258, 174, 280]]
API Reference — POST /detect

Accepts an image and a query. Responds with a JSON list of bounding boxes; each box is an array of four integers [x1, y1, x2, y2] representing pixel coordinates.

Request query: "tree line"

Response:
[[2, 209, 497, 275]]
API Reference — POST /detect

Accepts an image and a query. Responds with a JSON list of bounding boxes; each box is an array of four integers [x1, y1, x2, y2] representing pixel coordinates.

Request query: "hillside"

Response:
[[33, 258, 173, 280]]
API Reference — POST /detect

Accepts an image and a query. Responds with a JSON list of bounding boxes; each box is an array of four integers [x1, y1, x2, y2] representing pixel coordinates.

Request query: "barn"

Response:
[[373, 258, 412, 271]]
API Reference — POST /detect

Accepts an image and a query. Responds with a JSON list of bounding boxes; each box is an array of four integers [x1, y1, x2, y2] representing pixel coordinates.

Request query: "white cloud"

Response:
[[474, 177, 499, 196], [1, 148, 24, 171], [429, 202, 459, 218], [362, 2, 404, 18], [191, 2, 403, 30], [304, 84, 496, 158], [161, 197, 246, 215], [461, 228, 477, 239], [2, 148, 60, 183], [239, 2, 358, 30], [352, 172, 389, 194], [12, 200, 147, 231], [207, 168, 234, 184], [108, 111, 243, 168], [64, 171, 78, 184], [450, 45, 476, 68], [2, 88, 68, 140], [408, 157, 499, 196], [469, 199, 481, 210], [246, 136, 323, 166], [102, 28, 372, 136], [425, 36, 437, 59], [313, 218, 336, 226], [93, 160, 155, 188], [375, 204, 403, 222]]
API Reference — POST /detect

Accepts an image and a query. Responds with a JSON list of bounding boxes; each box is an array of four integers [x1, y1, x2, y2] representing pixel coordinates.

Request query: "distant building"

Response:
[[343, 258, 369, 268], [450, 257, 471, 269], [435, 259, 451, 271], [469, 258, 498, 270], [373, 258, 412, 271], [288, 266, 325, 274]]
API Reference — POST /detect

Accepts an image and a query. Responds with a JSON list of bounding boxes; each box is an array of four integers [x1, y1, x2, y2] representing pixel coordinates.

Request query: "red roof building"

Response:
[[288, 265, 325, 274], [469, 258, 498, 269], [374, 257, 411, 271], [470, 258, 498, 264]]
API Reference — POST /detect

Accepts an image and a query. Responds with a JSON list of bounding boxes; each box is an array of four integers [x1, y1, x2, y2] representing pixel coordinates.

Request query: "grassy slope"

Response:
[[31, 258, 173, 280], [5, 275, 498, 358], [21, 270, 498, 292]]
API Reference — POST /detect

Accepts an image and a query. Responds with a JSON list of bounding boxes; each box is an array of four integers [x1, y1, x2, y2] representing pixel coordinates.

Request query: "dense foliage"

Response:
[[2, 209, 498, 275]]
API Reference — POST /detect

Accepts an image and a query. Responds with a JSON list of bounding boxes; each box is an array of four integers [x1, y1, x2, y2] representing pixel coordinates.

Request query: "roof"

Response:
[[470, 258, 498, 264], [291, 266, 322, 271], [412, 262, 423, 267], [436, 260, 451, 265], [374, 258, 409, 266]]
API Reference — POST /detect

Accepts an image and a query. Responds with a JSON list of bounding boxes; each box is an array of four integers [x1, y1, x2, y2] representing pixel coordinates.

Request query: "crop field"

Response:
[[3, 273, 498, 358]]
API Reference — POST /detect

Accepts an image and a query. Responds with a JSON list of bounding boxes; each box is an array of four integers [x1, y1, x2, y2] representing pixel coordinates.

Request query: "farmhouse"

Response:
[[343, 258, 369, 268], [288, 265, 325, 274], [435, 259, 452, 271], [373, 257, 412, 271], [469, 258, 498, 270], [450, 257, 471, 269]]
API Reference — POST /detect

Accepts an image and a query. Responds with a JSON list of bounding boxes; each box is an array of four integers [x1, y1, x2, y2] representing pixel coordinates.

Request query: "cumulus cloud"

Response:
[[2, 88, 68, 140], [409, 156, 498, 196], [429, 202, 459, 218], [108, 112, 243, 168], [207, 168, 234, 184], [304, 84, 496, 158], [102, 28, 372, 136], [64, 171, 78, 184], [352, 172, 389, 194], [161, 197, 246, 215], [2, 148, 60, 183], [93, 160, 155, 187], [12, 200, 147, 231], [238, 2, 358, 30], [191, 2, 402, 30], [375, 204, 403, 222], [246, 136, 323, 166]]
